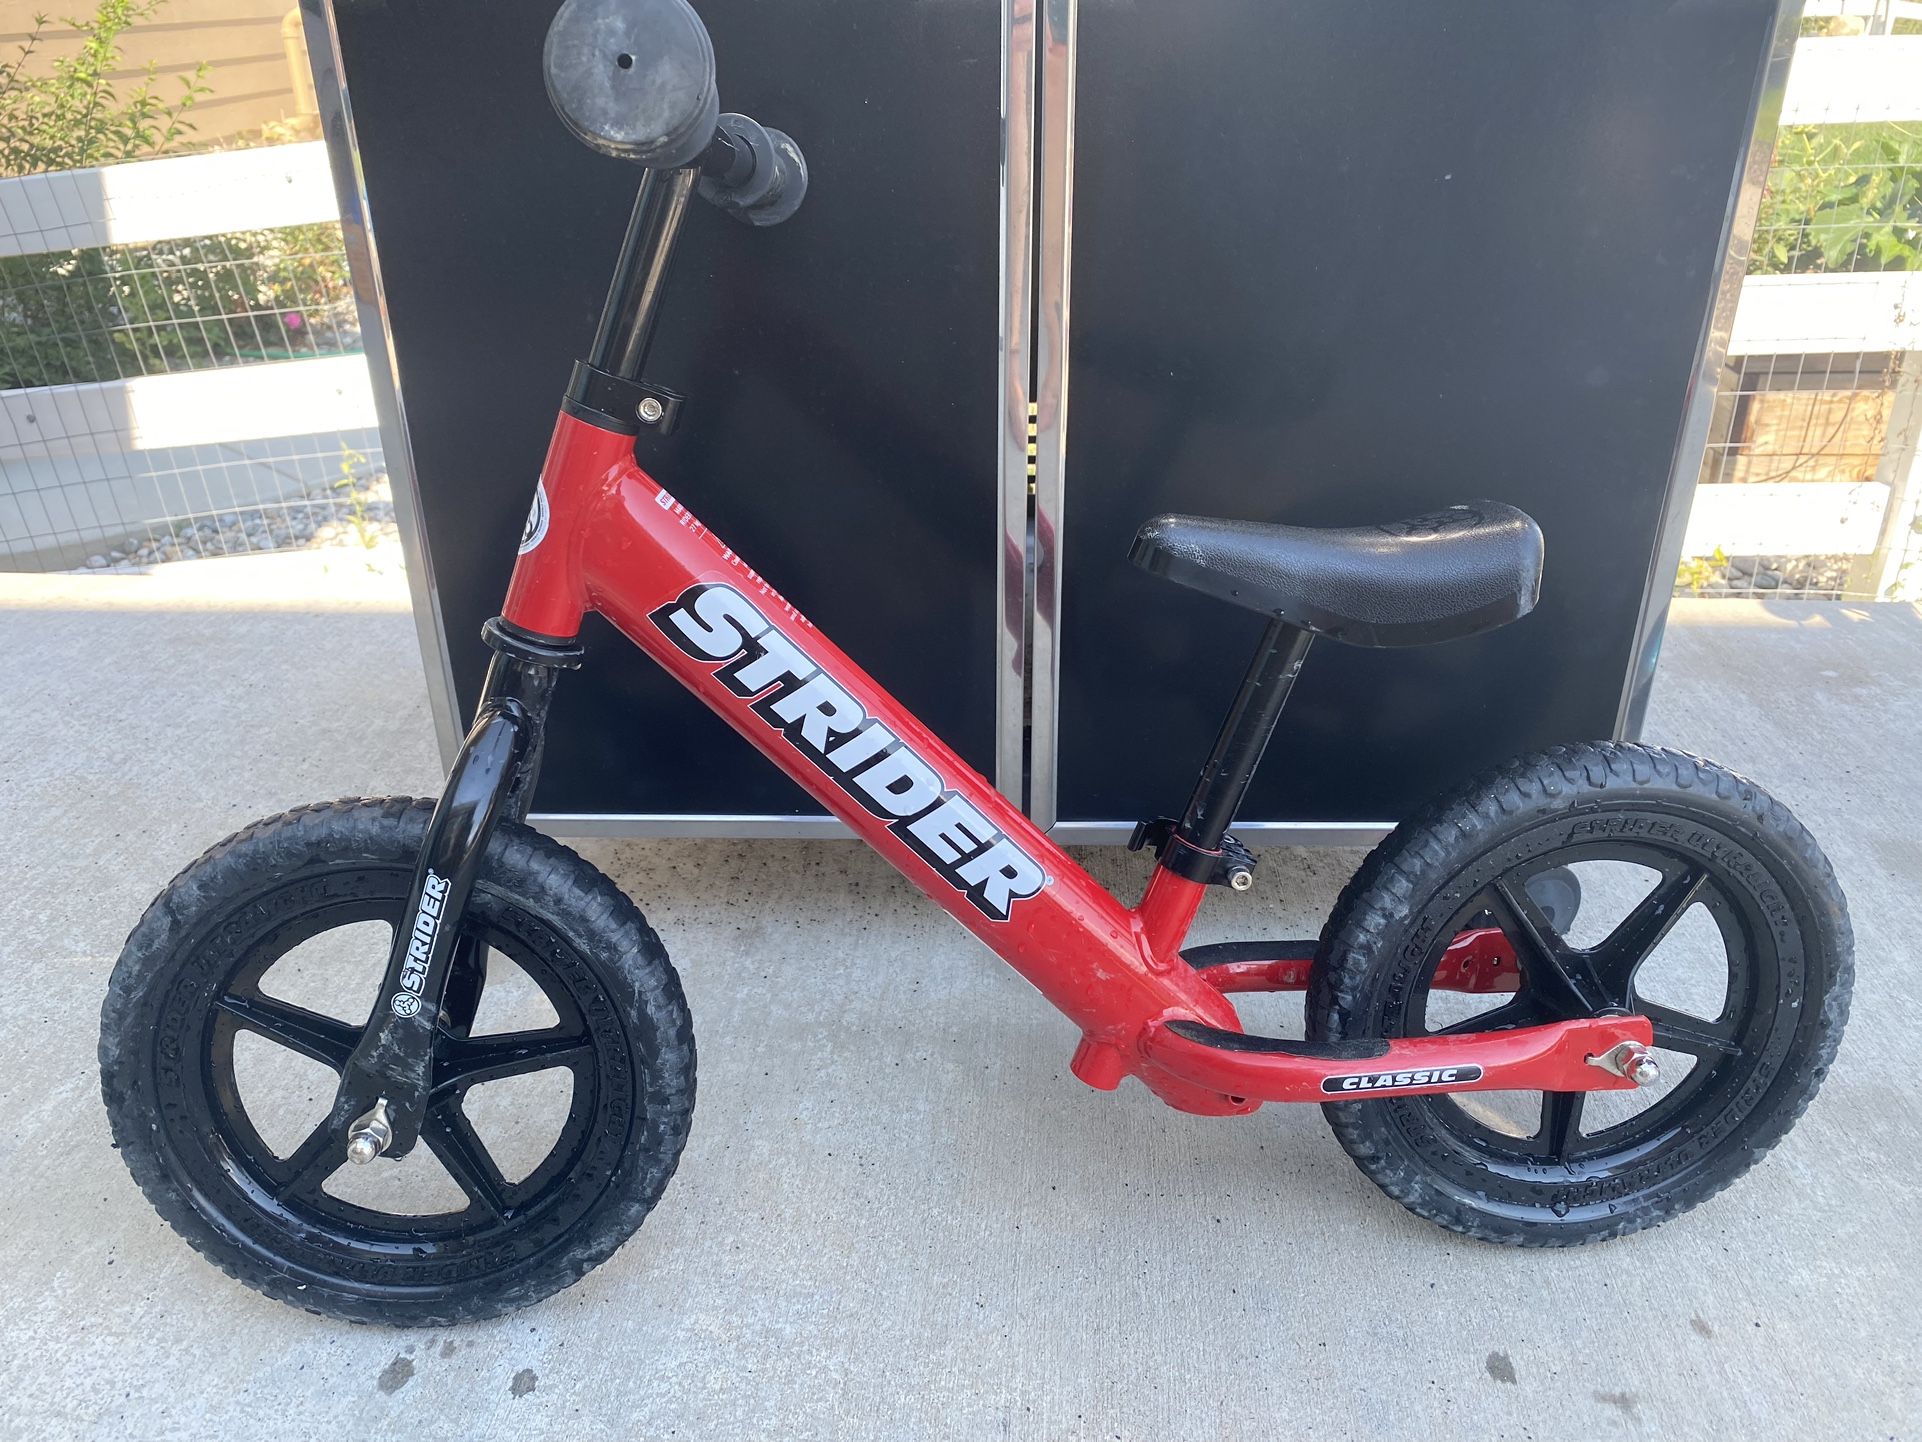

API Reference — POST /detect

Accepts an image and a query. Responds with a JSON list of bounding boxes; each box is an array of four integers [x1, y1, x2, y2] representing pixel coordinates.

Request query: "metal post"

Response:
[[1177, 620, 1313, 853]]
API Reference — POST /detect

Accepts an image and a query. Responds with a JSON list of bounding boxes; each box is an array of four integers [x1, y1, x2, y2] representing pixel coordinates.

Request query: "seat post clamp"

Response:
[[1128, 818, 1258, 890]]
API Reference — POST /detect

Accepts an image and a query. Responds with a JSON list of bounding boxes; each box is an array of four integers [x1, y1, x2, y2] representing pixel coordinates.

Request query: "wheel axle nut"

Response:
[[1587, 1041, 1662, 1087], [345, 1098, 394, 1165]]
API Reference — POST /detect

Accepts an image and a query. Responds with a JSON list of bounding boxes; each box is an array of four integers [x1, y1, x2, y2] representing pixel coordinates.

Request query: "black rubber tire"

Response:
[[1306, 742, 1852, 1247], [100, 797, 695, 1325]]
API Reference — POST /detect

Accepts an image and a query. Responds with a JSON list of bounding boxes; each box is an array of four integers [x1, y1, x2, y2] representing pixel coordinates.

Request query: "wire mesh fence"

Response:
[[0, 434, 392, 571], [0, 224, 362, 389], [1672, 33, 1922, 604], [1679, 348, 1920, 602], [1701, 351, 1898, 489], [1, 39, 1918, 594], [0, 209, 390, 571]]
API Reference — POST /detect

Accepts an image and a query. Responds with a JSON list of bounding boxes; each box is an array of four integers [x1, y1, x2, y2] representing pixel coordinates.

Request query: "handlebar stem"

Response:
[[587, 164, 700, 381]]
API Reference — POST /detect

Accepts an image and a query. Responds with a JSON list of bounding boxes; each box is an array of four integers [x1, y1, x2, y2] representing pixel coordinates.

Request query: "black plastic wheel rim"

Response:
[[165, 865, 638, 1284], [1381, 812, 1802, 1212]]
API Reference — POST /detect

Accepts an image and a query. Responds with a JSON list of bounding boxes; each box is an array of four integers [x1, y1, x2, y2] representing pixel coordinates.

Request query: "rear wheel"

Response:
[[1307, 742, 1851, 1245], [100, 798, 695, 1324]]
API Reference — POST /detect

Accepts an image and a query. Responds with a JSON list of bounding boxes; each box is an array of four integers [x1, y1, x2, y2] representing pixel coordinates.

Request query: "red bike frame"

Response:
[[498, 408, 1652, 1116]]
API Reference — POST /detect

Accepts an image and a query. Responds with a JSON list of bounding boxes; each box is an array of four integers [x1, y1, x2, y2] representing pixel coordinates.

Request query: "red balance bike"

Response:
[[101, 0, 1853, 1325]]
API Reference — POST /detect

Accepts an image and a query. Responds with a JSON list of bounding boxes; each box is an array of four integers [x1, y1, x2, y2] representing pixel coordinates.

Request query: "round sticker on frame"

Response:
[[519, 480, 550, 554]]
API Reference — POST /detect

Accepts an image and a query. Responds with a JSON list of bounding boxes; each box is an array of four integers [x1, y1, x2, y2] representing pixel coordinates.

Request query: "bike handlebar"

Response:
[[543, 0, 806, 226]]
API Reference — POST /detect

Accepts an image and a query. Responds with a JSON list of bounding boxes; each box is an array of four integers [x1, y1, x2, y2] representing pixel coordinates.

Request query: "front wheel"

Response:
[[100, 798, 695, 1325], [1307, 742, 1851, 1246]]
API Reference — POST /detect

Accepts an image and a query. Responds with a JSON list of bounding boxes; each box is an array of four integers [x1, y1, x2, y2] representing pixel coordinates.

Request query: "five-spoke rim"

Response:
[[198, 896, 620, 1248], [1404, 838, 1775, 1174]]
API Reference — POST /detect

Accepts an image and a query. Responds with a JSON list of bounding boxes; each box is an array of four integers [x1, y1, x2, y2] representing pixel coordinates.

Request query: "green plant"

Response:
[[1750, 122, 1922, 275], [1676, 547, 1728, 594], [332, 446, 381, 551], [0, 0, 210, 177], [1800, 16, 1922, 36]]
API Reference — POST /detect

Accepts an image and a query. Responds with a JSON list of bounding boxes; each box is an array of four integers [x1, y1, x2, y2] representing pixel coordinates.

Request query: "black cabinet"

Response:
[[314, 0, 1007, 824], [310, 0, 1786, 837]]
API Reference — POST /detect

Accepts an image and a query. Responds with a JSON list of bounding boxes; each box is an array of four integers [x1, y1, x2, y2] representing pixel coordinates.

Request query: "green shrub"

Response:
[[0, 0, 209, 177], [1751, 122, 1922, 275], [0, 0, 358, 389]]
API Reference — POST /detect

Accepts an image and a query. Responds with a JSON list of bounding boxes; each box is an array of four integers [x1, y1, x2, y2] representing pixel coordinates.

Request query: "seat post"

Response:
[[1177, 619, 1314, 854]]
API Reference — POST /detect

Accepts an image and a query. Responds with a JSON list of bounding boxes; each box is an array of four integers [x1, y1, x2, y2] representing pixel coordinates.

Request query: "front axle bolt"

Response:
[[1587, 1040, 1662, 1086], [345, 1098, 394, 1165]]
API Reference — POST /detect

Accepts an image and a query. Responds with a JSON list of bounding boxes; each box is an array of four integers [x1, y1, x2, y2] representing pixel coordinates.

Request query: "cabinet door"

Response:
[[328, 0, 1007, 822], [1050, 0, 1779, 828]]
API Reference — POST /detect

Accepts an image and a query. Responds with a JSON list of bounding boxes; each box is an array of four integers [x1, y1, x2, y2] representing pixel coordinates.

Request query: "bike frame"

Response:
[[331, 167, 1649, 1150], [491, 407, 1647, 1115]]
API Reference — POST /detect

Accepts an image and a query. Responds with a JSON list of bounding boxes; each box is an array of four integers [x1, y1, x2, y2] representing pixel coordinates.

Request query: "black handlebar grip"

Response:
[[697, 113, 809, 227], [544, 0, 720, 169]]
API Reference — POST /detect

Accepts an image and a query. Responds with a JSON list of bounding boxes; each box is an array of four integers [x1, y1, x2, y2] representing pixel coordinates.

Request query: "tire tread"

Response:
[[1306, 742, 1852, 1247], [100, 797, 695, 1325]]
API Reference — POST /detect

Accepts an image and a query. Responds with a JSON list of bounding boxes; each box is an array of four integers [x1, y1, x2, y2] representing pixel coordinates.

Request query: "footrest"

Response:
[[1140, 1014, 1653, 1105], [1160, 1019, 1386, 1058], [1180, 940, 1315, 992], [1180, 930, 1521, 995]]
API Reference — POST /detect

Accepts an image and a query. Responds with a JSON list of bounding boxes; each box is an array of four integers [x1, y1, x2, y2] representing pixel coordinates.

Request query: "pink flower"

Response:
[[283, 312, 305, 329]]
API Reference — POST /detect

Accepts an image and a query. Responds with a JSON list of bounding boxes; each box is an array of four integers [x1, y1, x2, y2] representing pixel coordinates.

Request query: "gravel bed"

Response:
[[1676, 552, 1859, 600], [76, 472, 398, 572]]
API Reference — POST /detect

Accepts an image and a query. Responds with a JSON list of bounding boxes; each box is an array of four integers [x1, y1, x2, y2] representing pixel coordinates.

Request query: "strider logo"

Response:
[[650, 582, 1046, 921], [1320, 1063, 1484, 1095], [391, 869, 450, 1017]]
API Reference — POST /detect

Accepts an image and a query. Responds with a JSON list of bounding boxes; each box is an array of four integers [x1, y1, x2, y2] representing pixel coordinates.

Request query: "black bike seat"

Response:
[[1129, 502, 1544, 648]]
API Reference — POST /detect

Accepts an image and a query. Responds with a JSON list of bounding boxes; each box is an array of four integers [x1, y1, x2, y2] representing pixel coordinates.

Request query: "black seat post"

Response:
[[1177, 619, 1314, 855]]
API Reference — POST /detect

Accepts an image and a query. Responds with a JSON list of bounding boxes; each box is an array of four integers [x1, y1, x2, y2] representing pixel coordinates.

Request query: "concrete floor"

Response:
[[1, 547, 1916, 1441]]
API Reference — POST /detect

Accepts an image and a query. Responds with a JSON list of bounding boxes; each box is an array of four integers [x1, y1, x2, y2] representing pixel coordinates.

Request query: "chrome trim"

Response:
[[1027, 0, 1076, 828], [995, 0, 1039, 806], [527, 813, 1391, 847], [1617, 0, 1804, 739], [300, 0, 465, 769]]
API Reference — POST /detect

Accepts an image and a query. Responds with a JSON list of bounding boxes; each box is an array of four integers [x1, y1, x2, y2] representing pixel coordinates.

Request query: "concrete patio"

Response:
[[0, 546, 1915, 1441]]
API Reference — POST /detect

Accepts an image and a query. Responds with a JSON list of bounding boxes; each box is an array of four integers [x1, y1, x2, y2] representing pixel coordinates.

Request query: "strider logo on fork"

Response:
[[651, 582, 1047, 921], [390, 868, 450, 1017]]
